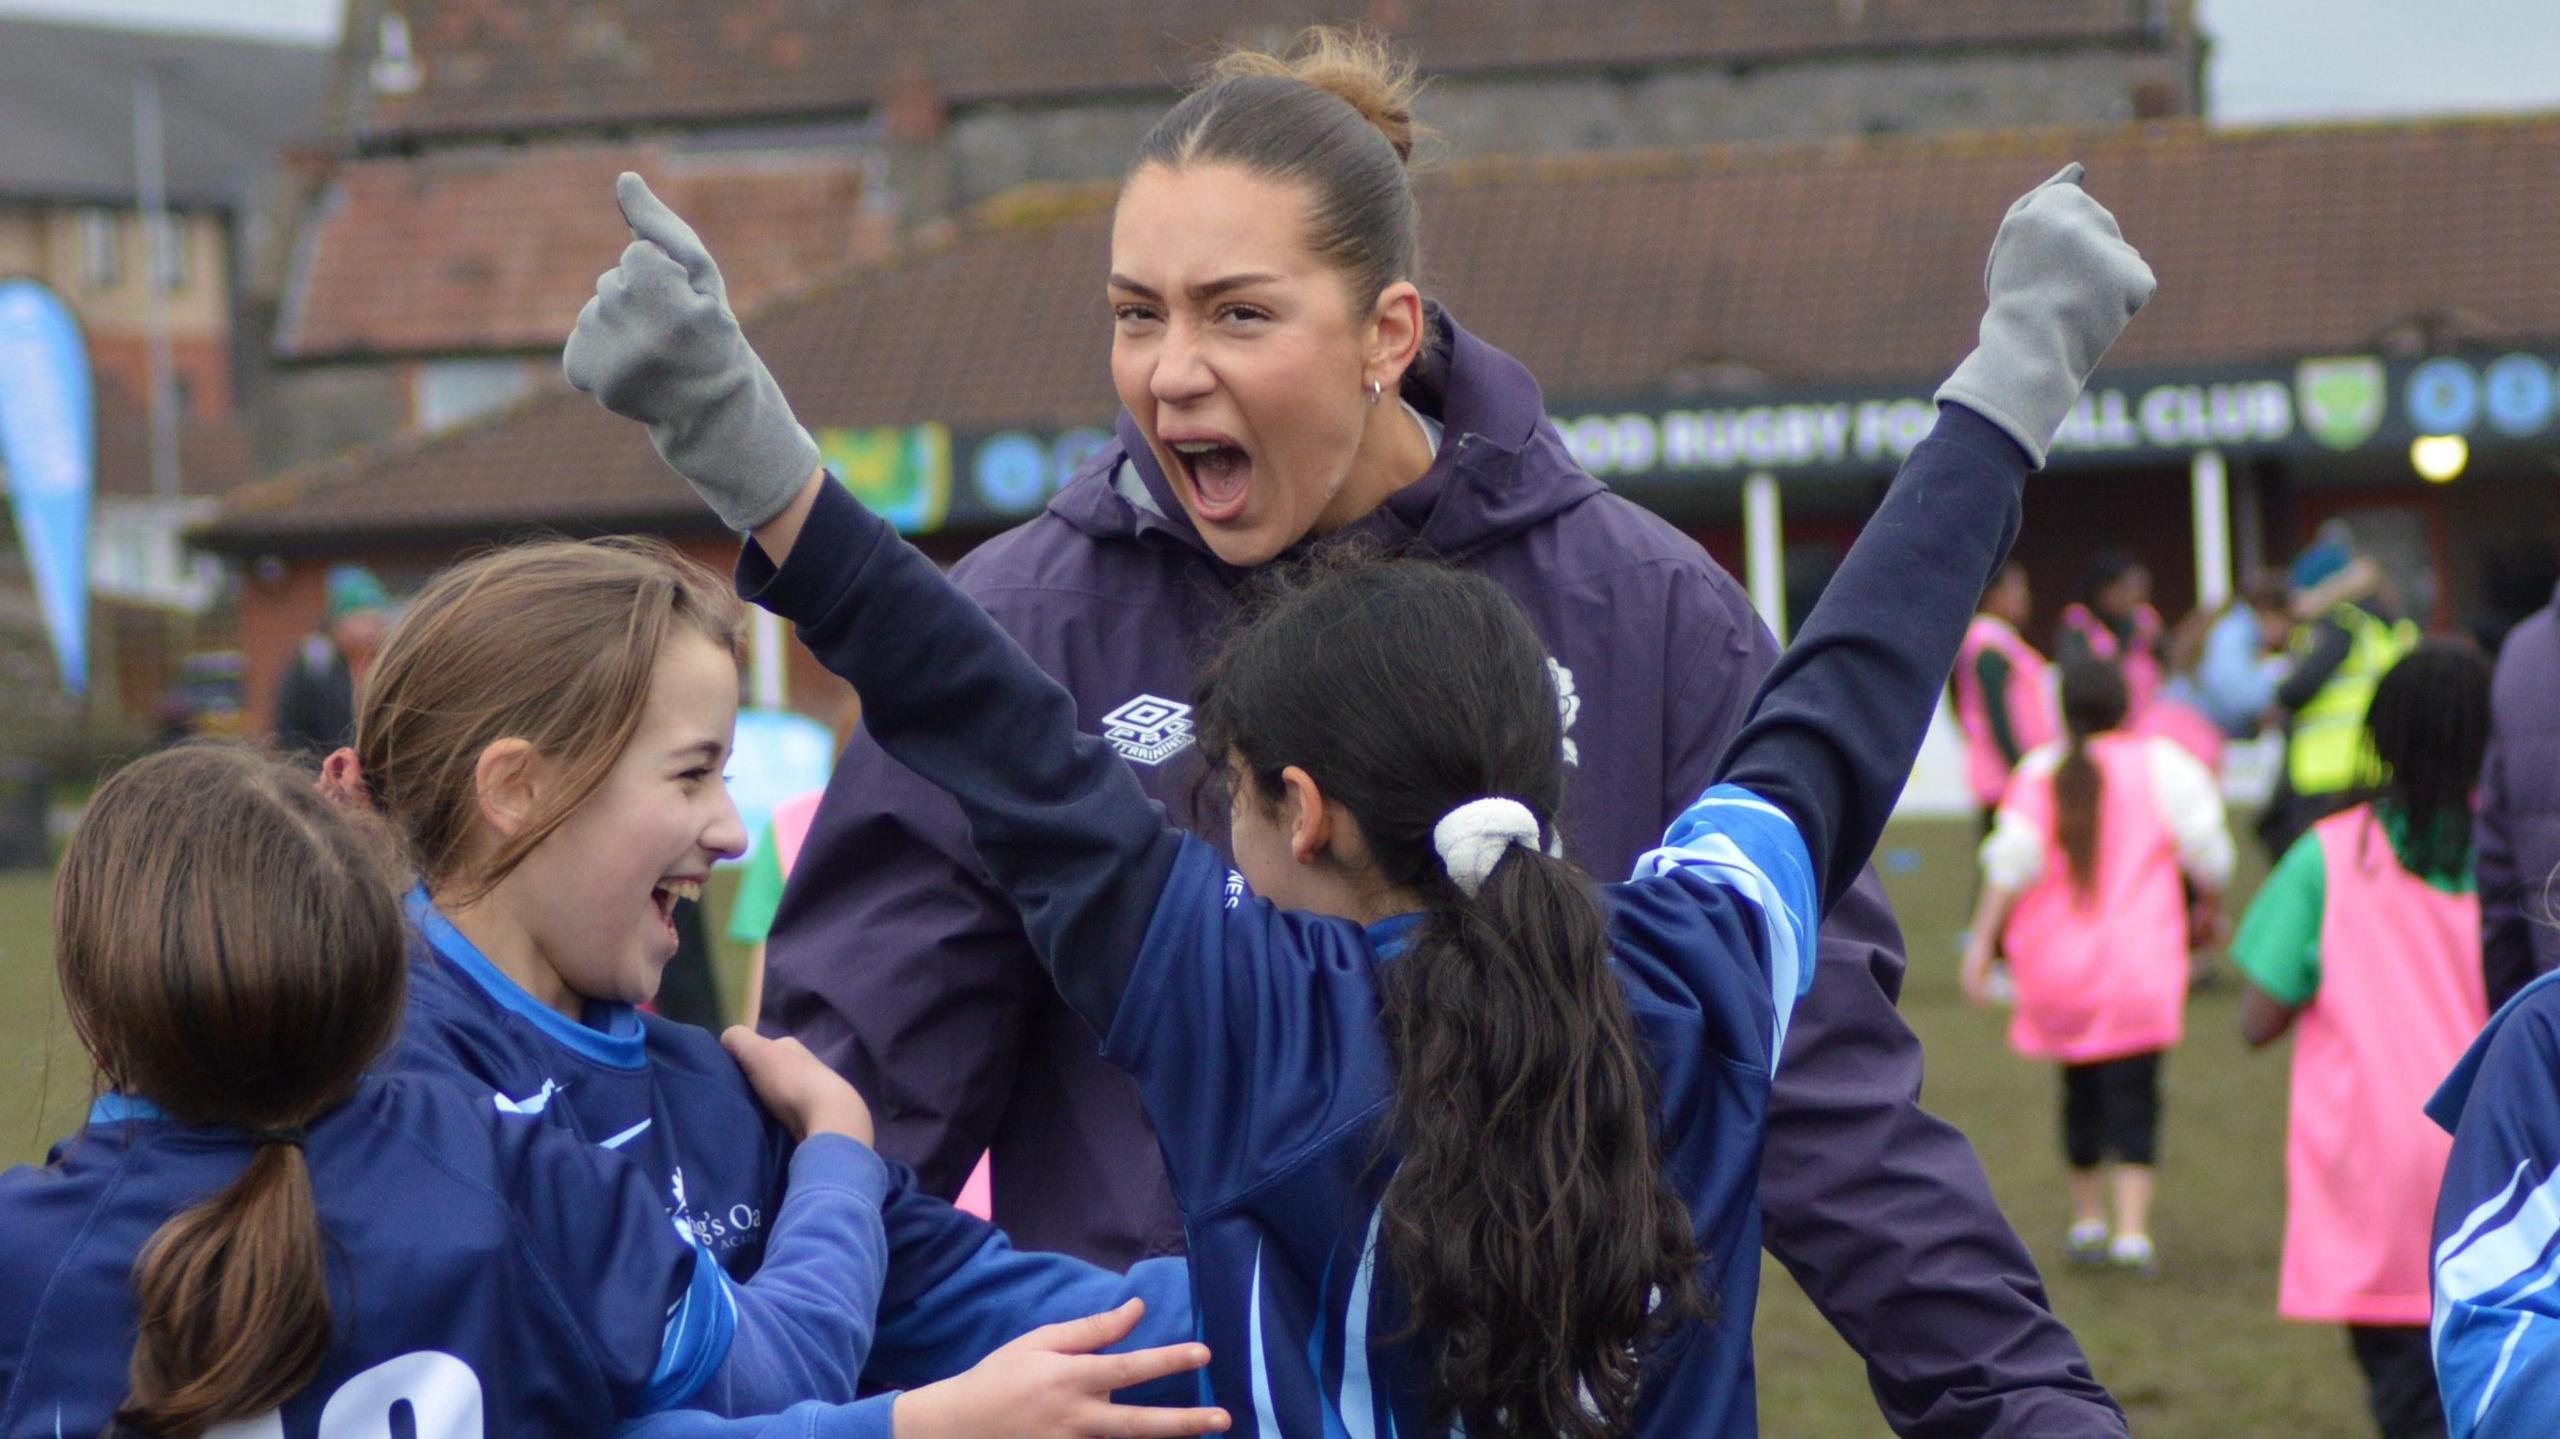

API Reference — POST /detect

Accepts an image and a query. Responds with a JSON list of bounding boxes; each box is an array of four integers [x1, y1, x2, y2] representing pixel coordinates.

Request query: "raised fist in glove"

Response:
[[1936, 163, 2156, 468], [564, 172, 819, 532]]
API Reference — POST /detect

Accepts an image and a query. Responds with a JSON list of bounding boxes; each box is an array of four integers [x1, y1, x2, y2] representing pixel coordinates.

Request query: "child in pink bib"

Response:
[[1966, 658, 2233, 1273], [1954, 562, 2060, 817], [2233, 641, 2491, 1439]]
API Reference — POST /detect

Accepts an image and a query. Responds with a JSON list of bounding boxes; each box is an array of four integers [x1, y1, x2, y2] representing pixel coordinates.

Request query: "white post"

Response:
[[2191, 447, 2231, 611], [1743, 472, 1786, 644], [750, 607, 787, 709], [133, 67, 179, 500]]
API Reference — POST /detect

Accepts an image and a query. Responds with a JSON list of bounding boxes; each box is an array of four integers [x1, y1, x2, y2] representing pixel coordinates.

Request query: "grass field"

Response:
[[0, 823, 2385, 1436]]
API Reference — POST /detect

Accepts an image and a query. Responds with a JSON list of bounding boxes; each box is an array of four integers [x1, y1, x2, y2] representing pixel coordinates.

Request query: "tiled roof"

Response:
[[277, 142, 882, 358], [95, 380, 256, 501], [202, 112, 2560, 548], [355, 0, 2173, 140]]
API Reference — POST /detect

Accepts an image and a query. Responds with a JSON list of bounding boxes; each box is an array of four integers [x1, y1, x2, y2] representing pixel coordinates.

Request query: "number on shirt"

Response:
[[204, 1351, 484, 1438]]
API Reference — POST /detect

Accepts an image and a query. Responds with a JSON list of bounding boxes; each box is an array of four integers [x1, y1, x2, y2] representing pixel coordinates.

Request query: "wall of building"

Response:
[[235, 536, 854, 736], [942, 45, 2196, 208], [0, 204, 233, 416]]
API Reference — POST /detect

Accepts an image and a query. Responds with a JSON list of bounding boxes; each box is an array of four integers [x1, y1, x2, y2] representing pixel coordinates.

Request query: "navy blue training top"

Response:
[[390, 890, 1199, 1400], [0, 1075, 890, 1436], [735, 402, 2028, 1438]]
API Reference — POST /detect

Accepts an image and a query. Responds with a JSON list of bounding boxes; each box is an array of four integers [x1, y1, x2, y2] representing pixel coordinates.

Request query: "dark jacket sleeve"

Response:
[[269, 643, 335, 759], [2275, 618, 2352, 713], [1664, 411, 2128, 1438], [1718, 405, 2026, 910], [2481, 718, 2538, 1012], [761, 741, 1041, 1199], [739, 482, 1180, 1041], [2479, 616, 2560, 1012]]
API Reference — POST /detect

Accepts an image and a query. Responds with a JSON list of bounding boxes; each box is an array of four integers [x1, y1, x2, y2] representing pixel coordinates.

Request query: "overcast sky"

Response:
[[5, 0, 2560, 126]]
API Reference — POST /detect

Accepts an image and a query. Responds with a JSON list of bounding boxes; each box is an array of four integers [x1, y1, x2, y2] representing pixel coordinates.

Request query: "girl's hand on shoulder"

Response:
[[722, 1027, 875, 1147], [893, 1299, 1230, 1439]]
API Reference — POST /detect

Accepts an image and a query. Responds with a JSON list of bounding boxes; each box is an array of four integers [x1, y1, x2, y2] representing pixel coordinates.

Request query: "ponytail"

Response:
[[2052, 659, 2131, 900], [121, 1140, 331, 1434], [1378, 847, 1703, 1439], [1197, 555, 1703, 1439], [54, 744, 410, 1434]]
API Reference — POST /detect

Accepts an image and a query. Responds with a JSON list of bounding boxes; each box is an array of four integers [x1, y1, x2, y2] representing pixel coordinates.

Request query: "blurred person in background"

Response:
[[2465, 538, 2556, 660], [1954, 561, 2059, 833], [760, 26, 2133, 1436], [2478, 573, 2560, 1009], [2169, 574, 2295, 741], [1965, 658, 2233, 1275], [2235, 642, 2491, 1439], [271, 563, 388, 761], [2262, 538, 2419, 857], [2057, 549, 2165, 721]]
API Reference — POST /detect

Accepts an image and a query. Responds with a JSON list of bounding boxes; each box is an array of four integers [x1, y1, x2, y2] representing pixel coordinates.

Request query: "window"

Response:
[[147, 213, 186, 292], [371, 12, 421, 95], [76, 209, 121, 290], [412, 358, 534, 434]]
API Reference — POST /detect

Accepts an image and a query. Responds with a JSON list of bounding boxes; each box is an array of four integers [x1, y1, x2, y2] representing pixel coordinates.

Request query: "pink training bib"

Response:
[[2059, 602, 2165, 719], [2277, 806, 2485, 1324], [1956, 616, 2060, 808], [1998, 733, 2189, 1064]]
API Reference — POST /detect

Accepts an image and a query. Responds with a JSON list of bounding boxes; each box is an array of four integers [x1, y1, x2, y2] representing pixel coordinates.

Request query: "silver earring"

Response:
[[1365, 378, 1383, 406]]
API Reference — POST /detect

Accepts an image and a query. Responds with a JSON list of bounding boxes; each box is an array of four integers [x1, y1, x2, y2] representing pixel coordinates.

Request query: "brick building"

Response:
[[0, 16, 327, 734], [203, 112, 2560, 735], [267, 0, 2203, 457], [217, 0, 2218, 726]]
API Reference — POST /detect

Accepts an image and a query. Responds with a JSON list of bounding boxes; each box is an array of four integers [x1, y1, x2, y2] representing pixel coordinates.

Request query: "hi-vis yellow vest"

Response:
[[2288, 604, 2420, 795]]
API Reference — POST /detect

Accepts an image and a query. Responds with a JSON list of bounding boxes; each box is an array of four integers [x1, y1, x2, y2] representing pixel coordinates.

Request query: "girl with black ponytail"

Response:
[[2234, 641, 2492, 1439]]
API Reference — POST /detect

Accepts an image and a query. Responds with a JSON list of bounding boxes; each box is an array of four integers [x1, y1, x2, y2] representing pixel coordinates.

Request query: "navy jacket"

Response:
[[389, 888, 1197, 1411], [766, 310, 2125, 1437], [0, 1078, 889, 1435], [2482, 585, 2560, 1009]]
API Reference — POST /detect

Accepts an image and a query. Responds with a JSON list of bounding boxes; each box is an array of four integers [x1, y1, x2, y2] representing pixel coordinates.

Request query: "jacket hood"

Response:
[[1040, 305, 1605, 579]]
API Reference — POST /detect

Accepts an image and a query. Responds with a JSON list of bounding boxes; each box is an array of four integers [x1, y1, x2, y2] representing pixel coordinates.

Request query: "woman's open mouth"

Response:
[[1168, 438, 1253, 524]]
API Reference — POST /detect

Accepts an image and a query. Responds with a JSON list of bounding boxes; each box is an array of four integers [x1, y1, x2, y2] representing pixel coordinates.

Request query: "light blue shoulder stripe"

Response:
[[2436, 1157, 2560, 1433], [1338, 1207, 1385, 1439], [1630, 784, 1816, 1071], [1248, 1242, 1285, 1439], [640, 1220, 739, 1412]]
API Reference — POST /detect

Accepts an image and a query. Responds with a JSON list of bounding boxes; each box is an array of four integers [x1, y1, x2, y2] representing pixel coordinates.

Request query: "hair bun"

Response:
[[1211, 25, 1427, 163]]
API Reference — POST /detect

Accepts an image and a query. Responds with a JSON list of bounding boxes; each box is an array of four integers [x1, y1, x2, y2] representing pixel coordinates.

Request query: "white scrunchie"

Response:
[[1432, 797, 1542, 898]]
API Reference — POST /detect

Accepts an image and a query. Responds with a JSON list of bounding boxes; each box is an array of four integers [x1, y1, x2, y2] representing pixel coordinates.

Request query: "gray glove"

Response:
[[564, 172, 819, 531], [1935, 163, 2155, 469]]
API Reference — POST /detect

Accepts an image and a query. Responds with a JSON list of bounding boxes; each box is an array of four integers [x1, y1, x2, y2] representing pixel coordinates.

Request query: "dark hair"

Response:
[[2052, 659, 2131, 899], [2363, 640, 2491, 876], [2078, 547, 2145, 610], [54, 744, 408, 1434], [2243, 573, 2292, 616], [1195, 556, 1702, 1439], [1132, 27, 1425, 335]]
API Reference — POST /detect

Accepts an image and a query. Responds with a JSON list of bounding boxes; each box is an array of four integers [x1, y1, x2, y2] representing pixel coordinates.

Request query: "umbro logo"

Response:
[[1101, 693, 1196, 766]]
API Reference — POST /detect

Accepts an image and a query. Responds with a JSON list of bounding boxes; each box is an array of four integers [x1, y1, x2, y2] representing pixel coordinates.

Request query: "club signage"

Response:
[[826, 348, 2560, 537]]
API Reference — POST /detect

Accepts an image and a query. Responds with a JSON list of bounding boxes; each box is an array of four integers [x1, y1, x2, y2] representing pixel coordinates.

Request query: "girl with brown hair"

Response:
[[349, 539, 1226, 1433], [0, 744, 1062, 1435]]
